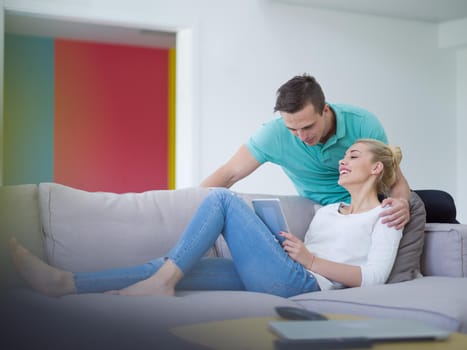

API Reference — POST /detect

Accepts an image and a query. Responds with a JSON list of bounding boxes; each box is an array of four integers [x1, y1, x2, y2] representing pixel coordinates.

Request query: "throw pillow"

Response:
[[387, 191, 426, 283]]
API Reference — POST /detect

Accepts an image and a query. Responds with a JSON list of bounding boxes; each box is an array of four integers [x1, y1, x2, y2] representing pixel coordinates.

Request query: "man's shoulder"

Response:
[[251, 116, 292, 139], [247, 116, 297, 160], [254, 116, 285, 131], [329, 103, 387, 143], [330, 103, 377, 120]]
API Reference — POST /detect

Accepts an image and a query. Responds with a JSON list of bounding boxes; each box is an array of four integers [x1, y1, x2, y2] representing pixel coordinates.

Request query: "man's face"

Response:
[[281, 104, 325, 146]]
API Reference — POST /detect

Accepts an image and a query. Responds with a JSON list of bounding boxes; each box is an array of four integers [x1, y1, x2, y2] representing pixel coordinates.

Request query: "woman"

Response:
[[10, 139, 403, 298]]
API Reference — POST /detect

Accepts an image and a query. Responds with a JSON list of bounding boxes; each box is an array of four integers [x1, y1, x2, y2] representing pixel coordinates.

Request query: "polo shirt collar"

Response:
[[323, 103, 345, 149]]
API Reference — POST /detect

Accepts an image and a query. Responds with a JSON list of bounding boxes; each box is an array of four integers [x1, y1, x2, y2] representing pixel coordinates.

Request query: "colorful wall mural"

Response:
[[3, 34, 175, 193]]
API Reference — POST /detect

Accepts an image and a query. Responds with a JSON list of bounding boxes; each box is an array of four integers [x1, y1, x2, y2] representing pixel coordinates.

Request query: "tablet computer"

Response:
[[269, 318, 450, 343], [252, 198, 290, 243]]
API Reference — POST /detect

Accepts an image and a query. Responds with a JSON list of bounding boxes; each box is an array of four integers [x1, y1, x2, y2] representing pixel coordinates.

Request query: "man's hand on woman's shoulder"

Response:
[[380, 197, 410, 230]]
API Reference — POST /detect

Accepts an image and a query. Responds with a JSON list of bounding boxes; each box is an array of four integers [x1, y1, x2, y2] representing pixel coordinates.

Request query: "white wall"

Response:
[[456, 49, 467, 223], [2, 0, 464, 219], [439, 17, 467, 222]]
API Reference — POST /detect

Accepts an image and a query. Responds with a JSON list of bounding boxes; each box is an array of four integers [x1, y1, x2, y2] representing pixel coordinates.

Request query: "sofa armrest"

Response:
[[0, 184, 45, 290], [421, 223, 467, 277]]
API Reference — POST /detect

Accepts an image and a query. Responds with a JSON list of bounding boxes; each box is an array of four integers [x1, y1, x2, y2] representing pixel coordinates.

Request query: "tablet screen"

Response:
[[252, 198, 290, 243]]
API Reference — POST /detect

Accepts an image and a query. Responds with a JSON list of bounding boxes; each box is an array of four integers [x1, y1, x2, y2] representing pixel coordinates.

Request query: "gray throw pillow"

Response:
[[387, 191, 426, 283]]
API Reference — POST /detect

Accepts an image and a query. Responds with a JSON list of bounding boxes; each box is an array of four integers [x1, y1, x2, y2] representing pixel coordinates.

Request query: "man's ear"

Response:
[[371, 161, 384, 175]]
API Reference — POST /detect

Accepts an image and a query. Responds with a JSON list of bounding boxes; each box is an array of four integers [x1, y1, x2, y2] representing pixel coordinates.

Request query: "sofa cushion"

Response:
[[0, 184, 45, 290], [291, 276, 467, 333], [422, 223, 467, 277], [414, 189, 458, 223], [386, 191, 426, 283], [38, 183, 211, 272]]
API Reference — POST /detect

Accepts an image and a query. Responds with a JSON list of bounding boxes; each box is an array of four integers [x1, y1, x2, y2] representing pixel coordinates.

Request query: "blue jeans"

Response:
[[74, 189, 320, 297]]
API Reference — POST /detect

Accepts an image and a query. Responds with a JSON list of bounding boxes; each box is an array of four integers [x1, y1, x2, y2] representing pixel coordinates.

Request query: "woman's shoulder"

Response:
[[320, 202, 342, 211], [315, 202, 342, 217], [319, 202, 385, 217]]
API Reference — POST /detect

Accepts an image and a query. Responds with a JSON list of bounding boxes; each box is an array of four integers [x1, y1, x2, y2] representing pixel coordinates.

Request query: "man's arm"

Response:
[[390, 167, 411, 201], [380, 168, 411, 230], [200, 145, 261, 188]]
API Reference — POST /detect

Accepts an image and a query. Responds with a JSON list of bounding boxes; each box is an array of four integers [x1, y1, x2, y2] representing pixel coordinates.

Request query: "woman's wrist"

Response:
[[306, 254, 316, 270]]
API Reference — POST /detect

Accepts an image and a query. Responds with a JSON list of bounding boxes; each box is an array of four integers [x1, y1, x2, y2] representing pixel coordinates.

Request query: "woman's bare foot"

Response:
[[112, 259, 183, 296], [9, 238, 76, 297]]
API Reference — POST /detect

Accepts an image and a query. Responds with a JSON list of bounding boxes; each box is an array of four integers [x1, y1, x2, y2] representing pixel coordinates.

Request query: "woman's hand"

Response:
[[280, 231, 315, 269], [280, 231, 362, 287]]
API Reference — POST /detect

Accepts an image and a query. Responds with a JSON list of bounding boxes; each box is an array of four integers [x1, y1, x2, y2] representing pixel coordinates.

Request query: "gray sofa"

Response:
[[1, 183, 466, 349]]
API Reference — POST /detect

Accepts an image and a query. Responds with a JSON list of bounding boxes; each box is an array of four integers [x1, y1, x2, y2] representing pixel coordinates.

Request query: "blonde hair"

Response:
[[355, 139, 402, 196]]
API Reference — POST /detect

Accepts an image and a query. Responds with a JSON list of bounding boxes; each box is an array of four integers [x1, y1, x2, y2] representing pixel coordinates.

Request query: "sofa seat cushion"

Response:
[[291, 276, 467, 333], [38, 183, 211, 272]]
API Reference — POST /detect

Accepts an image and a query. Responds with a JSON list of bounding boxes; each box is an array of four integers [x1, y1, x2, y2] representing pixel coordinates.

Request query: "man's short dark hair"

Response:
[[274, 74, 326, 114]]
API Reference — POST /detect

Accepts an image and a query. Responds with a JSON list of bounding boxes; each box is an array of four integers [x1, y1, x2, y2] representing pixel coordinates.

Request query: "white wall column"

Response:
[[175, 27, 199, 188], [456, 49, 467, 222], [439, 17, 467, 222]]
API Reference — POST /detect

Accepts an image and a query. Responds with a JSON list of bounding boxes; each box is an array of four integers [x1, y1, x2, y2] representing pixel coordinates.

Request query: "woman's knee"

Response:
[[208, 188, 236, 203], [209, 187, 234, 197]]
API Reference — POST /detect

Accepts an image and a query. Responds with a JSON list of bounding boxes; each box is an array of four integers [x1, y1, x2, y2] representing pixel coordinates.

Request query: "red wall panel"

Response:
[[54, 39, 169, 193]]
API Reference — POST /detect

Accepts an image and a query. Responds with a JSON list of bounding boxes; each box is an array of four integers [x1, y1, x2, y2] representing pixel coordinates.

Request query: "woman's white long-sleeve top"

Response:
[[304, 203, 403, 291]]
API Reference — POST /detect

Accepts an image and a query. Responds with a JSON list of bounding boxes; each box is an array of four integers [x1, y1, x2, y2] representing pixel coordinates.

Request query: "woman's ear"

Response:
[[371, 161, 383, 175]]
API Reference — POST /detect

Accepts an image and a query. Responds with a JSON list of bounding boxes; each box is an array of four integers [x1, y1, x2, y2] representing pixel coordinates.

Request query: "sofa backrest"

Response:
[[422, 223, 467, 277], [38, 183, 212, 272], [3, 182, 464, 291], [36, 183, 319, 273]]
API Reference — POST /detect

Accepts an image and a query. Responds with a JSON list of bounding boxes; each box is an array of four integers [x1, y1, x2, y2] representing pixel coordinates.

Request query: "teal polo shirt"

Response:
[[246, 103, 388, 205]]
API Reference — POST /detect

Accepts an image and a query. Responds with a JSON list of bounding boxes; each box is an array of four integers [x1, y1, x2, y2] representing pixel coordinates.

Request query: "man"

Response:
[[201, 74, 411, 229]]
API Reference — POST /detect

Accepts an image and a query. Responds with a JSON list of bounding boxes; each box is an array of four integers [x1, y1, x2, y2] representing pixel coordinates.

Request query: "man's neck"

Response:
[[319, 107, 336, 144]]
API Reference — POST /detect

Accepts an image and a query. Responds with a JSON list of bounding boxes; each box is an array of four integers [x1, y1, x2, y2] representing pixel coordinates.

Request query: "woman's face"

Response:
[[338, 142, 380, 188]]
